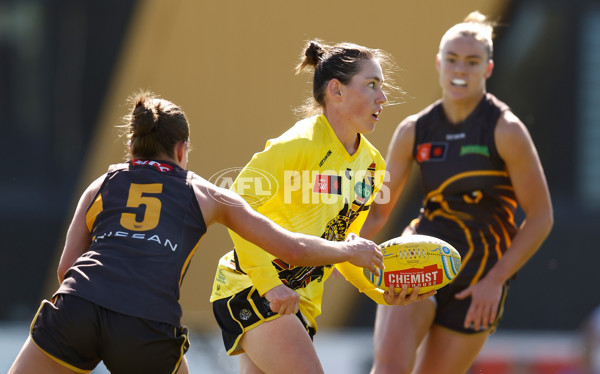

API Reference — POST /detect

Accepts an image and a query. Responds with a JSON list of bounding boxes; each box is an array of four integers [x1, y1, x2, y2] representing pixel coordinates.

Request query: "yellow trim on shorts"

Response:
[[225, 288, 281, 356], [170, 327, 187, 374], [34, 341, 92, 374], [29, 299, 92, 374]]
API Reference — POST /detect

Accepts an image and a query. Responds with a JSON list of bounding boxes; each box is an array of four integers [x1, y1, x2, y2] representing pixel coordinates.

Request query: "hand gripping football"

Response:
[[364, 234, 461, 294]]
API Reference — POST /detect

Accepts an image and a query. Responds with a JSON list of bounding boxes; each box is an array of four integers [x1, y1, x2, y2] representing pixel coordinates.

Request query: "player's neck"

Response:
[[442, 93, 484, 124], [323, 111, 360, 156]]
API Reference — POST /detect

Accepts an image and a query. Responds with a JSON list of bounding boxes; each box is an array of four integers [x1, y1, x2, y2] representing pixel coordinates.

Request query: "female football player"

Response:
[[210, 40, 435, 374], [8, 91, 388, 374], [361, 11, 553, 374]]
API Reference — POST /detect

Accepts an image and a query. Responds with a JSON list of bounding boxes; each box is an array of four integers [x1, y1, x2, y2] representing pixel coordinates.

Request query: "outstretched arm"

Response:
[[193, 176, 384, 272], [195, 177, 385, 315]]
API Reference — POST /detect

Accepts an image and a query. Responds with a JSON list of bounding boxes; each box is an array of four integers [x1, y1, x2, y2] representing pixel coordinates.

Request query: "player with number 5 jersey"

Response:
[[8, 91, 387, 374]]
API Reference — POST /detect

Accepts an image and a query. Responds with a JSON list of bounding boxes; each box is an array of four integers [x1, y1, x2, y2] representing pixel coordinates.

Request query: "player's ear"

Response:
[[485, 59, 494, 79], [176, 141, 187, 164], [327, 78, 343, 101]]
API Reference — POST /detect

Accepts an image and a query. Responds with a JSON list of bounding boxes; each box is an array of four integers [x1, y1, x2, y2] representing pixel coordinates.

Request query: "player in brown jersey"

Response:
[[361, 11, 553, 374], [8, 91, 386, 374]]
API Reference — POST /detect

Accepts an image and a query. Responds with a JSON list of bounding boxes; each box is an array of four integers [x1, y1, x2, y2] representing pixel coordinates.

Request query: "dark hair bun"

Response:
[[304, 42, 325, 66], [131, 100, 157, 136]]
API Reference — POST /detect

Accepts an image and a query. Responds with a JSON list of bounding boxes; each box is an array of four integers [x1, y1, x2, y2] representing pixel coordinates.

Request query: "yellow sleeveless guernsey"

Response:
[[210, 114, 386, 331]]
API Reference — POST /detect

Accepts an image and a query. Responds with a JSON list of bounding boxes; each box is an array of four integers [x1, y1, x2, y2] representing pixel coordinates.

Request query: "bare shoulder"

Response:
[[188, 172, 212, 196], [496, 110, 530, 140], [188, 172, 247, 226], [387, 114, 418, 159], [81, 173, 107, 204], [393, 114, 418, 138], [495, 109, 535, 161], [188, 172, 220, 226]]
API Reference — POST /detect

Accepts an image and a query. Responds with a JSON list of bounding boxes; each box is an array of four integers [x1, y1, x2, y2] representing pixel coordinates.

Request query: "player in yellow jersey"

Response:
[[8, 92, 386, 374], [210, 40, 435, 373]]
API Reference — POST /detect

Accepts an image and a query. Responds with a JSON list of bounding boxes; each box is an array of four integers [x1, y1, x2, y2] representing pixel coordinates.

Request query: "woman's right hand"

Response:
[[264, 285, 300, 315], [344, 233, 384, 276], [383, 284, 437, 306]]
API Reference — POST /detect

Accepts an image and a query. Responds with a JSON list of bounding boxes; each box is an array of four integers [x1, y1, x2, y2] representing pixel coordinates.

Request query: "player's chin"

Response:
[[361, 122, 377, 134]]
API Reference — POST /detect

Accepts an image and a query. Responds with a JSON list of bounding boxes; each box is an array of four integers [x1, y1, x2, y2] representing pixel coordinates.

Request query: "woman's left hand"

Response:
[[455, 277, 504, 331]]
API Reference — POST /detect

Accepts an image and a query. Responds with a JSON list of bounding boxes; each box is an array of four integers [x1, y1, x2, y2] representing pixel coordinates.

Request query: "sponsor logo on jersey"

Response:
[[354, 181, 373, 200], [272, 259, 328, 289], [446, 132, 466, 141], [416, 142, 447, 162], [319, 150, 332, 167], [132, 159, 173, 172], [92, 230, 179, 251], [313, 174, 342, 195], [460, 145, 490, 157], [283, 168, 388, 204]]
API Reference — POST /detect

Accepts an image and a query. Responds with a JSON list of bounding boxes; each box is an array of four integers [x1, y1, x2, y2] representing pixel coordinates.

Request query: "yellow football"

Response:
[[364, 234, 461, 294]]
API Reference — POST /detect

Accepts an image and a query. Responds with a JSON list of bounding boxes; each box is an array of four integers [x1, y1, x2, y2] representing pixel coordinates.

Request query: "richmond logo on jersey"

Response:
[[271, 259, 329, 289]]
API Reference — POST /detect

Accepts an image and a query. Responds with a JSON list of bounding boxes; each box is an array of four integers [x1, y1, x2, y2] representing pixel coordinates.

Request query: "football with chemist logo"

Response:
[[364, 234, 461, 294]]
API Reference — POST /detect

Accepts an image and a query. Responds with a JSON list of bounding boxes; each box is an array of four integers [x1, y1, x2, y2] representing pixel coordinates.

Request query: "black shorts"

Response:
[[30, 294, 189, 374], [433, 277, 509, 334], [212, 286, 315, 356]]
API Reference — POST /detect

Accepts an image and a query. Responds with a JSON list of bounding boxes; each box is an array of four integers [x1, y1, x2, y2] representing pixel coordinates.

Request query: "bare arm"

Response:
[[57, 175, 105, 283], [361, 117, 416, 239], [192, 175, 384, 272], [456, 110, 553, 330], [195, 175, 385, 315], [484, 111, 553, 282]]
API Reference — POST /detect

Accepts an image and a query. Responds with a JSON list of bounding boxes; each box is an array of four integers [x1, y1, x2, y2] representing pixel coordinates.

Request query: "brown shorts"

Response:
[[30, 294, 189, 374], [433, 278, 509, 334]]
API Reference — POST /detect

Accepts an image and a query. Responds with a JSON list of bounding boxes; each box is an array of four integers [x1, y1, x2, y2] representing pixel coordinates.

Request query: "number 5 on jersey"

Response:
[[120, 183, 163, 231]]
